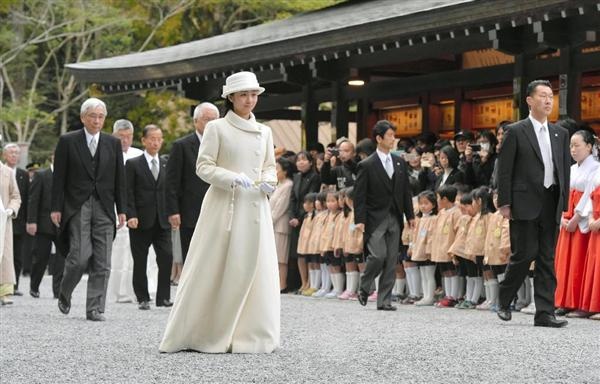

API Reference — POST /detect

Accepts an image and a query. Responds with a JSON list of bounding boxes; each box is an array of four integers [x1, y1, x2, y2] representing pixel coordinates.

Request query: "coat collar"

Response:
[[225, 110, 261, 133], [522, 118, 544, 165]]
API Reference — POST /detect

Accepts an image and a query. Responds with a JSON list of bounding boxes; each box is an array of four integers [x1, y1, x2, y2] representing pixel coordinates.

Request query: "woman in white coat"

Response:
[[1, 162, 21, 305], [160, 72, 280, 353]]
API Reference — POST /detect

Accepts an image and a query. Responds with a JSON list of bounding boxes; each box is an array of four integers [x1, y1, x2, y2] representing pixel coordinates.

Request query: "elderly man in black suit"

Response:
[[166, 102, 219, 263], [51, 98, 126, 321], [126, 125, 172, 310], [2, 143, 29, 295], [496, 79, 571, 328], [28, 155, 64, 299], [354, 120, 415, 311]]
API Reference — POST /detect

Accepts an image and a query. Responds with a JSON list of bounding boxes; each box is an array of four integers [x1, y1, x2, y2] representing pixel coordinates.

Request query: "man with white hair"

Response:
[[2, 143, 29, 296], [51, 97, 127, 321], [165, 102, 219, 263], [113, 119, 143, 162]]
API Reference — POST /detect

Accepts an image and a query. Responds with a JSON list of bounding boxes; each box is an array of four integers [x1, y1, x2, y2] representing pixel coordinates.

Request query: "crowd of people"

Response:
[[0, 77, 599, 340]]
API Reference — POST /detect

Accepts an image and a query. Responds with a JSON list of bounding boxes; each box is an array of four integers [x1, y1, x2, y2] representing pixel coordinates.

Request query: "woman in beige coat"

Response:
[[270, 157, 294, 293], [160, 72, 279, 353], [1, 162, 21, 305]]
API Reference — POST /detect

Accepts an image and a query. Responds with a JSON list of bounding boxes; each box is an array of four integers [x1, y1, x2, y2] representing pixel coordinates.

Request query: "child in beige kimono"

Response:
[[317, 191, 342, 298], [297, 193, 317, 294], [430, 185, 463, 307], [303, 192, 328, 296], [339, 187, 362, 300], [409, 190, 438, 306], [480, 190, 510, 311]]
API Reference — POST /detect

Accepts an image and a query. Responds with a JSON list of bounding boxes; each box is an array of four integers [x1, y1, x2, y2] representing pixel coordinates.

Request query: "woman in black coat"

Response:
[[287, 150, 321, 292], [434, 145, 465, 191]]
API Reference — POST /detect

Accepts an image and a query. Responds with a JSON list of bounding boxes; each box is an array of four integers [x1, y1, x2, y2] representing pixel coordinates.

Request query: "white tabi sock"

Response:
[[487, 278, 499, 305], [404, 267, 417, 296], [442, 276, 450, 297], [471, 277, 483, 304], [313, 269, 321, 290], [465, 277, 474, 302], [396, 278, 406, 297], [449, 275, 460, 300], [423, 265, 437, 301], [483, 280, 490, 302]]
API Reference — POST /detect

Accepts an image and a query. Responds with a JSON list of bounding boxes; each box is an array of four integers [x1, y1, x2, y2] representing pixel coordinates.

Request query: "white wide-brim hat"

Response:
[[221, 71, 265, 98]]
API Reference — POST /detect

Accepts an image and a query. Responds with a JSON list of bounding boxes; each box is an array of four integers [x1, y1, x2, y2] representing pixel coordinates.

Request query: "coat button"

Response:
[[252, 202, 258, 207]]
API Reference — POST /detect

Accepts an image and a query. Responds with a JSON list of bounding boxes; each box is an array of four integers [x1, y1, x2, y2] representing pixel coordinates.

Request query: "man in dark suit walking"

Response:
[[354, 120, 415, 311], [496, 79, 571, 328], [126, 125, 173, 310], [165, 102, 219, 262], [28, 155, 64, 299], [51, 98, 126, 321], [2, 143, 29, 295]]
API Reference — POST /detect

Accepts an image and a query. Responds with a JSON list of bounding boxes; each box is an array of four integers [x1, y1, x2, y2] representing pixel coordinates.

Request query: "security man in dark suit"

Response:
[[27, 155, 64, 298], [165, 102, 219, 262], [2, 143, 29, 295], [126, 125, 173, 310], [354, 120, 415, 311], [496, 79, 571, 328], [51, 98, 127, 321]]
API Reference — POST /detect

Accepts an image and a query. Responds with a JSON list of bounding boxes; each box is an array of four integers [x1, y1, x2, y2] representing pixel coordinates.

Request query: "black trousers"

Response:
[[499, 187, 559, 320], [129, 224, 173, 304], [13, 233, 24, 289], [29, 233, 64, 297], [179, 226, 194, 264]]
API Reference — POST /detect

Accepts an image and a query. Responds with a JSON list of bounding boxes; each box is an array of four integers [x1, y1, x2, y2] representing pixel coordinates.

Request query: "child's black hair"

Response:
[[437, 184, 458, 203], [417, 190, 438, 217], [459, 191, 473, 206], [473, 186, 496, 215]]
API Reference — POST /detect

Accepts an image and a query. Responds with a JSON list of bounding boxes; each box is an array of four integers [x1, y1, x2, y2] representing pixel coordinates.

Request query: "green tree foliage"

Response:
[[1, 0, 341, 162]]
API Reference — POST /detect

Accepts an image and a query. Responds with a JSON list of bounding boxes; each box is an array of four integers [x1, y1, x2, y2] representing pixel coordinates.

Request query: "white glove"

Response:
[[233, 173, 253, 189], [259, 182, 276, 195], [6, 209, 13, 217]]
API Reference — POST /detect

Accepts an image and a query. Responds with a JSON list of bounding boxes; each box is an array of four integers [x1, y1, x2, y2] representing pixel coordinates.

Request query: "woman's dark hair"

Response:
[[497, 120, 512, 135], [417, 190, 438, 217], [277, 157, 295, 179], [478, 130, 498, 154], [295, 150, 315, 173], [473, 186, 496, 215], [307, 142, 325, 154], [437, 185, 458, 203], [460, 191, 473, 205], [372, 120, 395, 141], [434, 139, 452, 151], [572, 129, 595, 147], [224, 98, 234, 114], [440, 145, 460, 169], [453, 183, 471, 196]]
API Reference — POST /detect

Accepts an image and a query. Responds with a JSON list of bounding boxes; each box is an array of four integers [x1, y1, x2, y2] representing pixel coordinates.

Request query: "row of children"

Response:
[[294, 182, 538, 312]]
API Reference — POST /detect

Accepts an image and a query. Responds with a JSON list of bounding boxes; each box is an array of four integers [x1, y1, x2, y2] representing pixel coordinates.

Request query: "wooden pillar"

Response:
[[559, 45, 581, 120], [356, 98, 370, 140], [513, 53, 530, 120], [331, 80, 349, 141], [454, 88, 463, 132], [301, 83, 319, 149], [421, 91, 430, 135]]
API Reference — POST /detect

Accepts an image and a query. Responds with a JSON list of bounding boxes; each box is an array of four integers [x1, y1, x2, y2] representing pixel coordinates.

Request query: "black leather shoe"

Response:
[[156, 299, 173, 307], [58, 296, 70, 315], [30, 290, 40, 298], [377, 304, 397, 311], [497, 307, 512, 321], [13, 290, 23, 296], [138, 301, 150, 310], [86, 310, 106, 322], [534, 316, 568, 328], [358, 291, 368, 306]]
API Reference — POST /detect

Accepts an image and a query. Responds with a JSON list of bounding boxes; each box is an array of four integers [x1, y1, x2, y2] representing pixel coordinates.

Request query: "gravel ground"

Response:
[[1, 276, 599, 384]]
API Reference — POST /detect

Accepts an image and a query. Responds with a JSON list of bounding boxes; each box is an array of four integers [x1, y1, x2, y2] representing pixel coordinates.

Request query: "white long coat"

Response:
[[0, 163, 21, 285], [159, 110, 280, 353]]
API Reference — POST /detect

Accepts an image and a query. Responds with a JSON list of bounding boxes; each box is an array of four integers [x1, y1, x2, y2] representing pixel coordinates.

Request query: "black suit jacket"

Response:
[[433, 168, 465, 191], [165, 132, 210, 228], [288, 170, 321, 222], [126, 154, 169, 230], [497, 118, 570, 223], [12, 167, 29, 234], [27, 168, 56, 236], [51, 129, 126, 250], [354, 152, 414, 236]]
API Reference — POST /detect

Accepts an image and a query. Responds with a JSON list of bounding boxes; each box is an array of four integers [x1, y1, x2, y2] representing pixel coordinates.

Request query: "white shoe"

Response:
[[313, 289, 329, 298], [415, 297, 435, 306], [521, 303, 536, 315], [324, 291, 340, 299]]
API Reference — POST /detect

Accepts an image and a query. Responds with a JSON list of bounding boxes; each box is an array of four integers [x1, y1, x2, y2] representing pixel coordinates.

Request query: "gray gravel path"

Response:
[[1, 276, 599, 383]]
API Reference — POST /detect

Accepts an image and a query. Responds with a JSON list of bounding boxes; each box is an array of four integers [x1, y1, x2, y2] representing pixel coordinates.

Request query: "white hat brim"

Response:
[[221, 86, 265, 98]]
